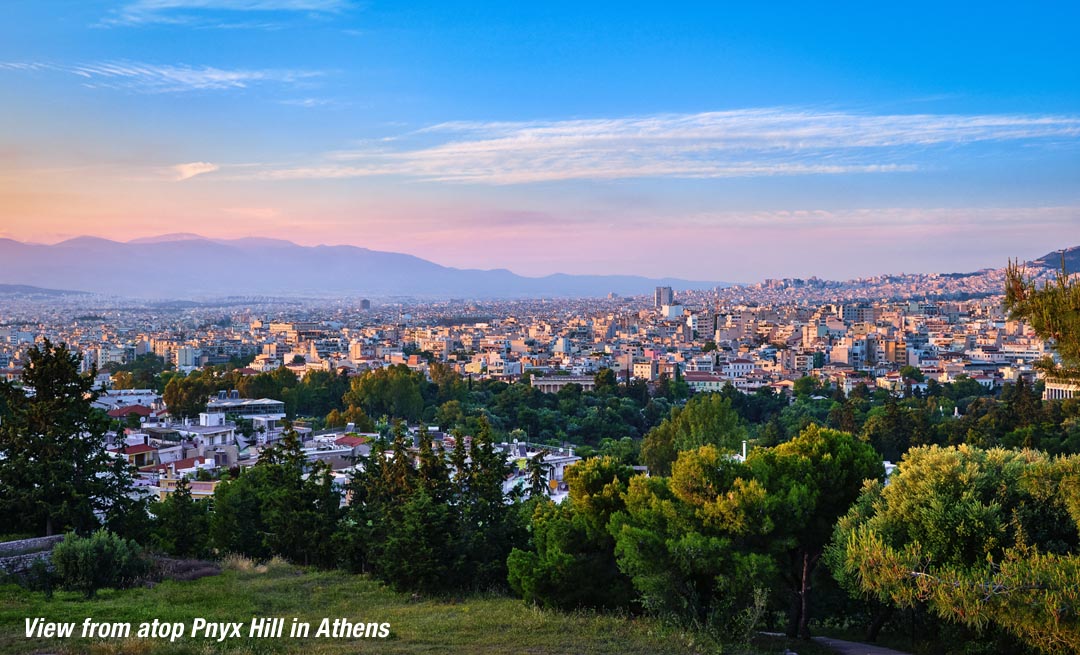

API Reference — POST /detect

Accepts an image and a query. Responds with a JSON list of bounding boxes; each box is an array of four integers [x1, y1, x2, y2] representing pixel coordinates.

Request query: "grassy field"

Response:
[[0, 558, 827, 655]]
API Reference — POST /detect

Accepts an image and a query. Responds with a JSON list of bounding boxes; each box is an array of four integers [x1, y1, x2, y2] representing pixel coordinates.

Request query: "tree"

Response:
[[343, 365, 425, 422], [457, 416, 521, 590], [1005, 257, 1080, 371], [150, 477, 210, 558], [260, 429, 341, 567], [379, 486, 458, 594], [832, 445, 1080, 653], [827, 400, 858, 435], [508, 457, 638, 610], [163, 374, 212, 420], [325, 408, 346, 429], [210, 427, 341, 566], [594, 367, 618, 394], [793, 375, 822, 398], [0, 340, 142, 537], [526, 450, 551, 498], [899, 365, 925, 383], [860, 396, 919, 462], [112, 370, 135, 390], [610, 446, 776, 631], [748, 425, 883, 639], [642, 394, 747, 475]]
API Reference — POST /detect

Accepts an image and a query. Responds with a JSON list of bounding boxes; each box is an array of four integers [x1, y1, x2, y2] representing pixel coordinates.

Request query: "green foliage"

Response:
[[832, 445, 1080, 653], [379, 486, 459, 594], [793, 375, 822, 398], [163, 373, 212, 420], [610, 446, 776, 629], [594, 367, 618, 394], [860, 396, 932, 462], [1006, 257, 1080, 370], [642, 393, 747, 475], [210, 429, 341, 567], [599, 426, 880, 640], [508, 457, 637, 610], [343, 417, 523, 595], [111, 354, 170, 392], [0, 339, 146, 538], [344, 365, 426, 422], [150, 477, 210, 558], [749, 425, 883, 637], [51, 530, 147, 598], [899, 365, 926, 383]]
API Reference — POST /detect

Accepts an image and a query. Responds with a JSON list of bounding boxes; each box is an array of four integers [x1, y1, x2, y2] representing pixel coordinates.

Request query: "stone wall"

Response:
[[0, 535, 63, 574]]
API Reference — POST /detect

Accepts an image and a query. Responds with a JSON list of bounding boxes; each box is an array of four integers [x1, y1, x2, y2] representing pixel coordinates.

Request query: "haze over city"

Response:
[[2, 1, 1079, 282]]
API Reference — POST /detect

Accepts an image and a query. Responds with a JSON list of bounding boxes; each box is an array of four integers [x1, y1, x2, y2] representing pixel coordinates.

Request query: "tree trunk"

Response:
[[865, 604, 892, 642], [785, 552, 802, 637], [45, 515, 53, 537], [797, 550, 821, 640], [785, 589, 801, 638]]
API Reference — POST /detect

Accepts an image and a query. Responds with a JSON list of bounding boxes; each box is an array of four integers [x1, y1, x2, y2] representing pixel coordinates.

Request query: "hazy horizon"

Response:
[[1, 232, 1072, 288]]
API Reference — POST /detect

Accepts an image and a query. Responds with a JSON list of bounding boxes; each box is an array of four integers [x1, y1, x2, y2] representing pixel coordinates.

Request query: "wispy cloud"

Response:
[[235, 108, 1080, 184], [279, 97, 337, 108], [102, 0, 352, 28], [0, 60, 323, 93], [173, 161, 219, 180]]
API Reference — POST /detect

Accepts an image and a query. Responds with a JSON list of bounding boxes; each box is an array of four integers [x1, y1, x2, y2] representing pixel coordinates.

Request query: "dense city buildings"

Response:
[[0, 260, 1070, 501]]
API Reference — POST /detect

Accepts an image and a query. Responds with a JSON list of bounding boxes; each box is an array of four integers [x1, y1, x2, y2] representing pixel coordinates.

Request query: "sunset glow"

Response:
[[2, 2, 1079, 280]]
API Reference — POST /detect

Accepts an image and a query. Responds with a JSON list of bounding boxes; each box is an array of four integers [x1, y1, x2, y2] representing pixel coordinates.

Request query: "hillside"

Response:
[[0, 284, 86, 297], [1030, 245, 1080, 272], [0, 559, 819, 655], [0, 236, 725, 299]]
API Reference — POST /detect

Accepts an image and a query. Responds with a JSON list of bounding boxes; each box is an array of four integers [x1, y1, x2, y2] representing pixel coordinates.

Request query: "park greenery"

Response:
[[2, 262, 1079, 654]]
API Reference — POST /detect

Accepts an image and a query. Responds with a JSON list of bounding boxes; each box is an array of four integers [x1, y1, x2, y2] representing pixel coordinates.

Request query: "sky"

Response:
[[1, 1, 1078, 282]]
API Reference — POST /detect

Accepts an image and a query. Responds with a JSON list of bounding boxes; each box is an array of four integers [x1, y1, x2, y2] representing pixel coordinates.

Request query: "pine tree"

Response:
[[416, 423, 452, 503], [1005, 256, 1080, 373], [0, 339, 143, 537], [151, 477, 210, 557], [456, 416, 520, 590]]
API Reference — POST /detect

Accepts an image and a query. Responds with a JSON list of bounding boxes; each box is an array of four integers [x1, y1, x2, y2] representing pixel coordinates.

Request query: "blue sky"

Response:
[[1, 1, 1078, 280]]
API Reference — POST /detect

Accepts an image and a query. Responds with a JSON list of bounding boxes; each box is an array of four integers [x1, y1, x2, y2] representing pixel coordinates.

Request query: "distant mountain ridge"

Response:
[[0, 283, 86, 297], [0, 235, 728, 299], [1030, 245, 1080, 273]]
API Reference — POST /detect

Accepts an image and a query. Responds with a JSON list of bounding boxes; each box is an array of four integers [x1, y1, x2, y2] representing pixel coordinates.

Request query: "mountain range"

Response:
[[1031, 245, 1080, 273], [0, 283, 87, 297], [0, 235, 728, 299]]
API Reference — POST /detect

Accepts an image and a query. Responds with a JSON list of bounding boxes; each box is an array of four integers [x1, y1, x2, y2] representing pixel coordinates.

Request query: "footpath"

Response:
[[812, 635, 912, 655]]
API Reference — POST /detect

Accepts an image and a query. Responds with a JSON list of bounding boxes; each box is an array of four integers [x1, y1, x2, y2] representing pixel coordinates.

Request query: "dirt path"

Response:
[[812, 635, 912, 655]]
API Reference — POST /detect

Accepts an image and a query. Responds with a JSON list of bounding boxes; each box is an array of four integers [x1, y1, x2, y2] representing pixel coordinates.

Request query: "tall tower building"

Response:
[[654, 286, 673, 308]]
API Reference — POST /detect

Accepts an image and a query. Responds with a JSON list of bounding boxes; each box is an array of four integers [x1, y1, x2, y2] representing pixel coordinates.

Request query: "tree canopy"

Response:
[[0, 339, 143, 537], [831, 445, 1080, 653]]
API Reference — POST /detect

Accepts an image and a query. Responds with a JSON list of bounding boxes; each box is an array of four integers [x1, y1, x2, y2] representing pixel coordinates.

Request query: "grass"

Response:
[[1, 559, 820, 655]]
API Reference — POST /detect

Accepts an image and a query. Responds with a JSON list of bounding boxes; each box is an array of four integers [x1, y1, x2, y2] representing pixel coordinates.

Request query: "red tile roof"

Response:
[[335, 435, 369, 447], [107, 404, 154, 418], [109, 443, 157, 455]]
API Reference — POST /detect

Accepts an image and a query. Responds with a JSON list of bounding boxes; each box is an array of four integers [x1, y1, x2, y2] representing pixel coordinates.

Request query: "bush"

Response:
[[23, 558, 60, 599], [51, 530, 148, 598]]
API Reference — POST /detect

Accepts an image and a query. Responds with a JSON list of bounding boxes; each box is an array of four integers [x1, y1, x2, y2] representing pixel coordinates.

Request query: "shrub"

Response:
[[23, 558, 60, 599], [51, 530, 148, 598]]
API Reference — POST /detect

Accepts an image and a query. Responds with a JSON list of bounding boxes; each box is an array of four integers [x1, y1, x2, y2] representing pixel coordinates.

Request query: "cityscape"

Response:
[[2, 3, 1080, 655]]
